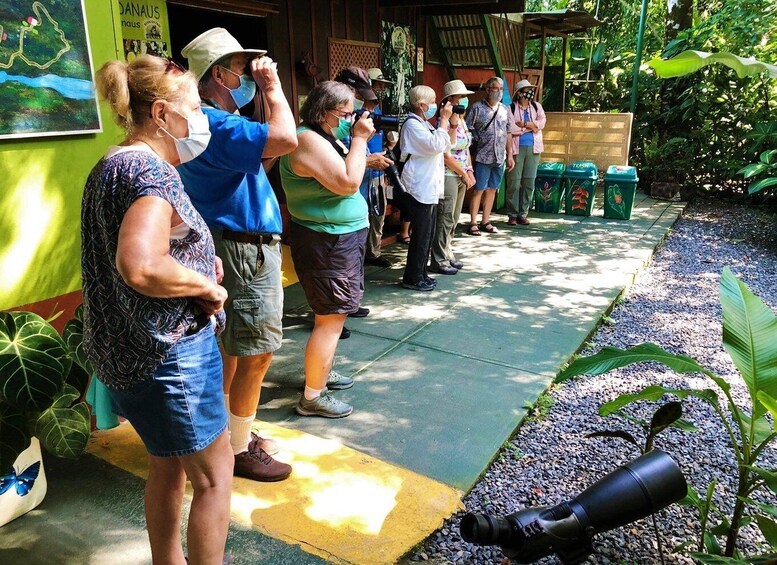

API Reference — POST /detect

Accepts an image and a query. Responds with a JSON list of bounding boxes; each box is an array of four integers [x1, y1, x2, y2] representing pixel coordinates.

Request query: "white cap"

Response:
[[182, 28, 266, 82]]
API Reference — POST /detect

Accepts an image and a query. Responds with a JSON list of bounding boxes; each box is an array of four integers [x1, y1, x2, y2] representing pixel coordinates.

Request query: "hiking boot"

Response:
[[296, 388, 353, 418], [234, 433, 291, 482], [326, 369, 354, 390]]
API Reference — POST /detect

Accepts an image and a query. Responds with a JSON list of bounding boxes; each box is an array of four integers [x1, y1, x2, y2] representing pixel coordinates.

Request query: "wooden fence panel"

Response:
[[542, 112, 633, 172]]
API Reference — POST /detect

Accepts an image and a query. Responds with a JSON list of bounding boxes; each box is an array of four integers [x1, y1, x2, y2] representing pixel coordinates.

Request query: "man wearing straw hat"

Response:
[[178, 28, 298, 483]]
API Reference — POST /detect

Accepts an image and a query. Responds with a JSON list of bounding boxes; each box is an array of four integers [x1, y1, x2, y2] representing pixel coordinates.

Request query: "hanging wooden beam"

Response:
[[480, 14, 504, 78], [428, 16, 458, 80]]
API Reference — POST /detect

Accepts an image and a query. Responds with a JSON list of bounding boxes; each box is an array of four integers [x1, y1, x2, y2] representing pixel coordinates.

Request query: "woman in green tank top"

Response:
[[280, 80, 375, 418]]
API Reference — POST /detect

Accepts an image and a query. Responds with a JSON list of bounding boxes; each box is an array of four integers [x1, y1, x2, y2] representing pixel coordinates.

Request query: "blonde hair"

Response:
[[409, 85, 436, 110], [96, 55, 195, 132]]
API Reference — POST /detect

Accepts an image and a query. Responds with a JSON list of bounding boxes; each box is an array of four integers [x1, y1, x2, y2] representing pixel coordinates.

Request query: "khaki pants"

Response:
[[506, 150, 541, 218], [431, 175, 467, 268]]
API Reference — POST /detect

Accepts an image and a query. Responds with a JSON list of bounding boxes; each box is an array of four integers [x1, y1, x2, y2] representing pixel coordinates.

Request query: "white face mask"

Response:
[[160, 109, 211, 164]]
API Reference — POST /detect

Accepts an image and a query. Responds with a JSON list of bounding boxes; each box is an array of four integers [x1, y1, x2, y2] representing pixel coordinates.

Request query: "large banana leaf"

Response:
[[34, 384, 90, 460], [0, 402, 31, 473], [0, 311, 70, 411], [720, 267, 777, 420], [648, 50, 777, 79], [599, 385, 719, 416], [557, 343, 719, 383]]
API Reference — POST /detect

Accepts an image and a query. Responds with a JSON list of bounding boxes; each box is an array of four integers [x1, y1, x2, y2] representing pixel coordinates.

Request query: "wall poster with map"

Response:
[[0, 0, 101, 140]]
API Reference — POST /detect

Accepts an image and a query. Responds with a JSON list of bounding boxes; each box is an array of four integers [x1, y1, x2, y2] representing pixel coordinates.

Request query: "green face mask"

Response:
[[459, 97, 469, 109], [330, 116, 352, 140]]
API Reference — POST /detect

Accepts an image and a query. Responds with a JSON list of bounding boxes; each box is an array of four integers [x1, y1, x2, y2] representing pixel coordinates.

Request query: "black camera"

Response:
[[452, 104, 467, 115], [353, 109, 401, 131], [460, 450, 687, 564]]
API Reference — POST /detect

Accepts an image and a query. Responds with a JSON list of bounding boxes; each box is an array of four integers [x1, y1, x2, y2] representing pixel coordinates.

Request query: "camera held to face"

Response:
[[353, 108, 402, 131]]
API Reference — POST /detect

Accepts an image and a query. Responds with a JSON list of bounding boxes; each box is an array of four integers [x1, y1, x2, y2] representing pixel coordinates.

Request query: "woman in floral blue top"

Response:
[[82, 55, 232, 564]]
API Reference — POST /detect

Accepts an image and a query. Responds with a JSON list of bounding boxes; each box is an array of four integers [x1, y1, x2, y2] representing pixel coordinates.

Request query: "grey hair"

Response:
[[485, 76, 503, 89], [299, 81, 354, 126], [409, 85, 436, 110], [199, 53, 233, 91]]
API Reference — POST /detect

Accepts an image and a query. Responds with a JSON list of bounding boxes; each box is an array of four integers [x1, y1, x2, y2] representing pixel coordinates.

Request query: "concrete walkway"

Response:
[[1, 190, 686, 564]]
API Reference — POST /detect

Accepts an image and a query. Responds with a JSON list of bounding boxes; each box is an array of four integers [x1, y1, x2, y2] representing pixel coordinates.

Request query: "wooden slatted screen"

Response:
[[328, 38, 380, 79], [542, 112, 633, 171]]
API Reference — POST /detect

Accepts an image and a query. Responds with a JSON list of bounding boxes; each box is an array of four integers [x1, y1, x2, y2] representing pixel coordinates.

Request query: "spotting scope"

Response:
[[460, 449, 687, 564]]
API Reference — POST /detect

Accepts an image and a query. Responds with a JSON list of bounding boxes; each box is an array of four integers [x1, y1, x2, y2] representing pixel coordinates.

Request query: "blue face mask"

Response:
[[424, 103, 437, 120], [220, 66, 257, 109], [459, 97, 469, 109], [330, 115, 352, 140], [353, 99, 364, 111]]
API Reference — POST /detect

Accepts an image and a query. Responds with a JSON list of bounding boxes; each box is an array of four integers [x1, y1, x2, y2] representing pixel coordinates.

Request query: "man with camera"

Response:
[[178, 28, 298, 483]]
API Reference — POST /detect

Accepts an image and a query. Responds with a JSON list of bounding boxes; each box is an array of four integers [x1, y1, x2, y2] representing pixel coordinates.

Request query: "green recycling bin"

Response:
[[603, 165, 639, 220], [564, 161, 599, 217], [533, 162, 566, 213]]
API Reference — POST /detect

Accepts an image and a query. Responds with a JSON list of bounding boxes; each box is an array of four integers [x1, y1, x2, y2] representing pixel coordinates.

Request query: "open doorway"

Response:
[[166, 4, 269, 63]]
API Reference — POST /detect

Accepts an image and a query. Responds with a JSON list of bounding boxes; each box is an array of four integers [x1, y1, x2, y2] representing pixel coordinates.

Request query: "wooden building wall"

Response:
[[266, 0, 416, 120]]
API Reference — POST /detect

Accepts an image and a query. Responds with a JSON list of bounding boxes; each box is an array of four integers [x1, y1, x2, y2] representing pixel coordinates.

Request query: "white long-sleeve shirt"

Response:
[[399, 113, 452, 204]]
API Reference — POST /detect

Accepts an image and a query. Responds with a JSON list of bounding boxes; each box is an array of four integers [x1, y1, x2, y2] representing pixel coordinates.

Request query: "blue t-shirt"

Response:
[[177, 106, 282, 234], [519, 108, 535, 147], [357, 107, 385, 201]]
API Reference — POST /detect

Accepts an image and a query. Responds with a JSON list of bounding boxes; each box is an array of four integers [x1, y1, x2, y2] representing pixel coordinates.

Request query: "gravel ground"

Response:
[[408, 199, 777, 565]]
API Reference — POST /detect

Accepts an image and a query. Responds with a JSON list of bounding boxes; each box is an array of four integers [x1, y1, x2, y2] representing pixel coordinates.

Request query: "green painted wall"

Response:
[[0, 0, 124, 310]]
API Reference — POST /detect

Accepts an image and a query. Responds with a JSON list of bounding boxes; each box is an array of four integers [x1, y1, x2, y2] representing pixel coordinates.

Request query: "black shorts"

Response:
[[289, 222, 368, 315]]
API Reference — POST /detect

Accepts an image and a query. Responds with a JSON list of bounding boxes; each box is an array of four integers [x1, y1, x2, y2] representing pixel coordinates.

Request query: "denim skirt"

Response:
[[108, 324, 227, 457]]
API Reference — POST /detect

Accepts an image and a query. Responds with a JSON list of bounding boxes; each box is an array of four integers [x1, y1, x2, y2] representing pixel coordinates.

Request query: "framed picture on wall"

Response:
[[0, 0, 102, 140]]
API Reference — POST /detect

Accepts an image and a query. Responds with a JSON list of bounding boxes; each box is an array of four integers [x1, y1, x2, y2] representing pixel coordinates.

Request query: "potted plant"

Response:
[[0, 308, 91, 527]]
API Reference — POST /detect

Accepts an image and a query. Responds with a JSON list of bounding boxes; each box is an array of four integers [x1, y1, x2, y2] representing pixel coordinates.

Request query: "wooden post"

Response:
[[561, 34, 567, 111]]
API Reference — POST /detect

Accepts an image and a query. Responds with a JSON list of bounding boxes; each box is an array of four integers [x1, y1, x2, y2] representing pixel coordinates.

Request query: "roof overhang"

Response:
[[379, 0, 525, 16], [518, 10, 604, 38]]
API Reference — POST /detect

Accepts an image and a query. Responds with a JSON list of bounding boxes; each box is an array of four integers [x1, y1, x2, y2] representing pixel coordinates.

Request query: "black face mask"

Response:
[[522, 89, 535, 101]]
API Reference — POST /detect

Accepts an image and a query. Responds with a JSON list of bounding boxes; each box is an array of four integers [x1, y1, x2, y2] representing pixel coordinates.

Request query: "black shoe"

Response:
[[424, 275, 437, 286], [347, 307, 370, 318], [429, 265, 458, 275], [450, 260, 463, 270], [340, 326, 351, 339], [401, 280, 436, 291], [365, 256, 392, 267]]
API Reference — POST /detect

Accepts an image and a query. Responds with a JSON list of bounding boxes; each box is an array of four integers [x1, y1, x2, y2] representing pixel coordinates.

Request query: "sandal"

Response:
[[467, 224, 482, 236], [480, 222, 498, 234], [398, 235, 411, 245]]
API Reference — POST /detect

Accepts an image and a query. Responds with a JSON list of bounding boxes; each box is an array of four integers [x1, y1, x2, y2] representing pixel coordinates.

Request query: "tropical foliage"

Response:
[[525, 0, 777, 197], [557, 268, 777, 561], [0, 308, 91, 473]]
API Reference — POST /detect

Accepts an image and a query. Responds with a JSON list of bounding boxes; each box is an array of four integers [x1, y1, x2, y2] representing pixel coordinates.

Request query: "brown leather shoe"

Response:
[[517, 216, 530, 225], [234, 433, 292, 482], [249, 432, 279, 456]]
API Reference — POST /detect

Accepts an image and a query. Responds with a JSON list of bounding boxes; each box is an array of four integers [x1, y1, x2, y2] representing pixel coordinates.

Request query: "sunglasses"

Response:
[[165, 58, 186, 75]]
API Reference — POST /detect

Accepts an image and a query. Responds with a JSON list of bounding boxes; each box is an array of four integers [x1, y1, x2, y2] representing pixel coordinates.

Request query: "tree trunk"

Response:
[[665, 0, 694, 44]]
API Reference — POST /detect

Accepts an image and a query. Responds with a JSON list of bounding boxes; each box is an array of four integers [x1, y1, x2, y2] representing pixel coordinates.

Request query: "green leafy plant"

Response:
[[556, 267, 777, 561], [738, 150, 777, 195], [0, 308, 92, 473]]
